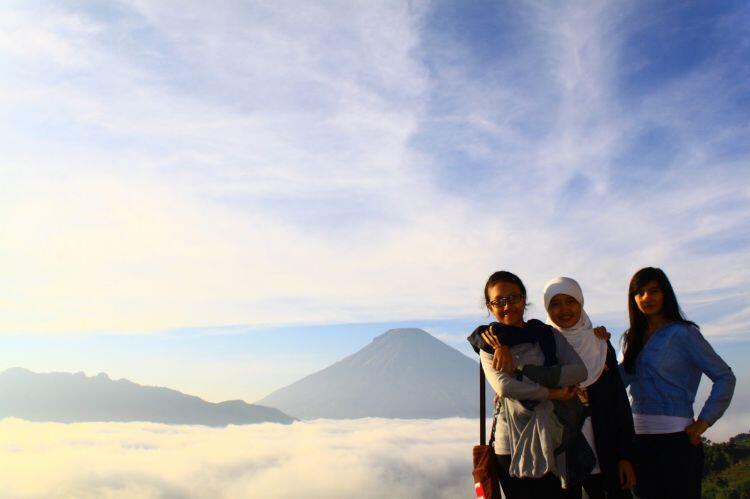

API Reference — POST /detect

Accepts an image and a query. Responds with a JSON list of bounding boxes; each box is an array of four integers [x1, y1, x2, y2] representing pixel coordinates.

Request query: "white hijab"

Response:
[[543, 277, 607, 388]]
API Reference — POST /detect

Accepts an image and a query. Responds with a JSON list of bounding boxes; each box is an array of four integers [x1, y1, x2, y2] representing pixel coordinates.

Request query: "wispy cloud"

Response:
[[409, 0, 750, 329], [0, 0, 747, 338]]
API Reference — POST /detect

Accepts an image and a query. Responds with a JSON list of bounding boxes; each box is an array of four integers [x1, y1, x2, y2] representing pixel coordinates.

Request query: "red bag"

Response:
[[472, 365, 501, 499]]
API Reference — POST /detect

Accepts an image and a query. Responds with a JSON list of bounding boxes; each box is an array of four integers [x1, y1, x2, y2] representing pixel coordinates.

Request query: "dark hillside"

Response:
[[703, 432, 750, 499]]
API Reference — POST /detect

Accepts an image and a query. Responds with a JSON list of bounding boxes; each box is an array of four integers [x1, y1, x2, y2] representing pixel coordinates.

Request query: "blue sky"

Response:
[[1, 1, 749, 435]]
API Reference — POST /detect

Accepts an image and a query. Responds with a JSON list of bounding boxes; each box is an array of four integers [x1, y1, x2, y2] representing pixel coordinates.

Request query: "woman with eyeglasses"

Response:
[[543, 277, 635, 499], [620, 267, 735, 499], [468, 271, 588, 499]]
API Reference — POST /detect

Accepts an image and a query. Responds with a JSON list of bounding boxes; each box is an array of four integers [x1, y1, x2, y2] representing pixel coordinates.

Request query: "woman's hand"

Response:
[[618, 459, 636, 489], [577, 387, 589, 404], [481, 325, 501, 349], [685, 419, 710, 446], [482, 326, 514, 373], [593, 326, 611, 340], [548, 386, 577, 400]]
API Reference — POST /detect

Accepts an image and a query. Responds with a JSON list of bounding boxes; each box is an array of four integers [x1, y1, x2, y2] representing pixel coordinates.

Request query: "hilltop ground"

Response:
[[703, 432, 750, 499]]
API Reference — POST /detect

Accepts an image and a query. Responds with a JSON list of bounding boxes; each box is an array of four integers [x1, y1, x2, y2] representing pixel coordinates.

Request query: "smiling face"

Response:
[[634, 280, 665, 318], [487, 281, 526, 327], [547, 293, 582, 329]]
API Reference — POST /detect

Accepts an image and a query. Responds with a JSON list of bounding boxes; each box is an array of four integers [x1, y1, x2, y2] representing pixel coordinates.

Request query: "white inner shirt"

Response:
[[633, 413, 693, 435]]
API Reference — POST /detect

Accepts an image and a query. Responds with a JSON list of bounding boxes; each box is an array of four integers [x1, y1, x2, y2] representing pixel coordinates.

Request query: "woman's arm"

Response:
[[480, 350, 550, 401], [520, 364, 562, 387], [551, 331, 588, 385], [495, 331, 587, 388], [680, 325, 736, 426]]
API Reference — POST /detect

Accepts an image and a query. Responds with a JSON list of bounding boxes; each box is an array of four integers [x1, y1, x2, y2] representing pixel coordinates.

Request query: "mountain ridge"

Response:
[[0, 367, 295, 426]]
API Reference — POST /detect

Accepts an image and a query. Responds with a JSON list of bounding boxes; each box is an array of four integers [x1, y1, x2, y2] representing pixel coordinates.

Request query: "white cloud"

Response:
[[0, 169, 504, 332], [414, 0, 750, 334], [0, 0, 747, 341], [0, 414, 744, 498], [0, 418, 476, 499]]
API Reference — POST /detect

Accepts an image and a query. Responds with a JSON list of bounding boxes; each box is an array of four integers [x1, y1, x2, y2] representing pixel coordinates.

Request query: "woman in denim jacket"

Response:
[[620, 267, 736, 499]]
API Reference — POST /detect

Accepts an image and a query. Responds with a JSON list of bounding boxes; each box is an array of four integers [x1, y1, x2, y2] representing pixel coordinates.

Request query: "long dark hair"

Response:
[[483, 270, 527, 311], [622, 267, 697, 373]]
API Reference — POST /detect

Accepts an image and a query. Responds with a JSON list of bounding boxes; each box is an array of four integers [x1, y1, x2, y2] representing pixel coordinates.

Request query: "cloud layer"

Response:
[[0, 418, 476, 498], [1, 415, 746, 499]]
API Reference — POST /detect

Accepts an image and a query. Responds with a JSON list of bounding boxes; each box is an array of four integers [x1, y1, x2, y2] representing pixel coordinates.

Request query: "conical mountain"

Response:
[[0, 367, 295, 426], [257, 328, 490, 419]]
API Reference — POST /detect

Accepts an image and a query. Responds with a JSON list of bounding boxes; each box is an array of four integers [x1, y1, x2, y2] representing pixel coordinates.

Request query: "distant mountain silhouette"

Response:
[[0, 368, 294, 426], [256, 328, 491, 419]]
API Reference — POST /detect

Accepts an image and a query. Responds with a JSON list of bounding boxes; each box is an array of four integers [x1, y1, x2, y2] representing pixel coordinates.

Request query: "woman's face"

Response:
[[547, 293, 582, 329], [634, 280, 665, 318], [487, 281, 525, 327]]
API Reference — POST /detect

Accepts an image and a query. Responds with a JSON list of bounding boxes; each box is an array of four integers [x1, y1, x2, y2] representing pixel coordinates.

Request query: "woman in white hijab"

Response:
[[544, 277, 637, 499]]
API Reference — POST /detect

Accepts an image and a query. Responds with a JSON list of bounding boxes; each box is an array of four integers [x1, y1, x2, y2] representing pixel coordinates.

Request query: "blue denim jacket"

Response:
[[619, 322, 735, 425]]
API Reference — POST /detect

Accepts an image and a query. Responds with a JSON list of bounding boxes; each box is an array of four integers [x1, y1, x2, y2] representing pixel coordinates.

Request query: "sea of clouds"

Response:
[[0, 418, 478, 498], [2, 413, 747, 498]]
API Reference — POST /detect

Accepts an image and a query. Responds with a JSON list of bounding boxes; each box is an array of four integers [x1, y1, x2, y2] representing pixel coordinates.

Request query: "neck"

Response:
[[646, 314, 667, 334]]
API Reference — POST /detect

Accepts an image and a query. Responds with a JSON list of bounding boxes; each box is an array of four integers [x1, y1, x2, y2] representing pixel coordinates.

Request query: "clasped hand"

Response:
[[481, 326, 580, 401]]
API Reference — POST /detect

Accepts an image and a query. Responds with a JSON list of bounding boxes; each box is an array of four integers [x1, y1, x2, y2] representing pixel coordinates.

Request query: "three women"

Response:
[[474, 267, 735, 499]]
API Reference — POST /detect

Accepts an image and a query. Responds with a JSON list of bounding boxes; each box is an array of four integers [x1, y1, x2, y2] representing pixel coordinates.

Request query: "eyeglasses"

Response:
[[489, 294, 525, 308]]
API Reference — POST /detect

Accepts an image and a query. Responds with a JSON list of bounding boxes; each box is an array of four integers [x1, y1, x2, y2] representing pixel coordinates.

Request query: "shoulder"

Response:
[[526, 318, 553, 331], [669, 322, 703, 342], [467, 325, 494, 354], [666, 323, 712, 360], [529, 319, 565, 346], [526, 319, 557, 339]]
